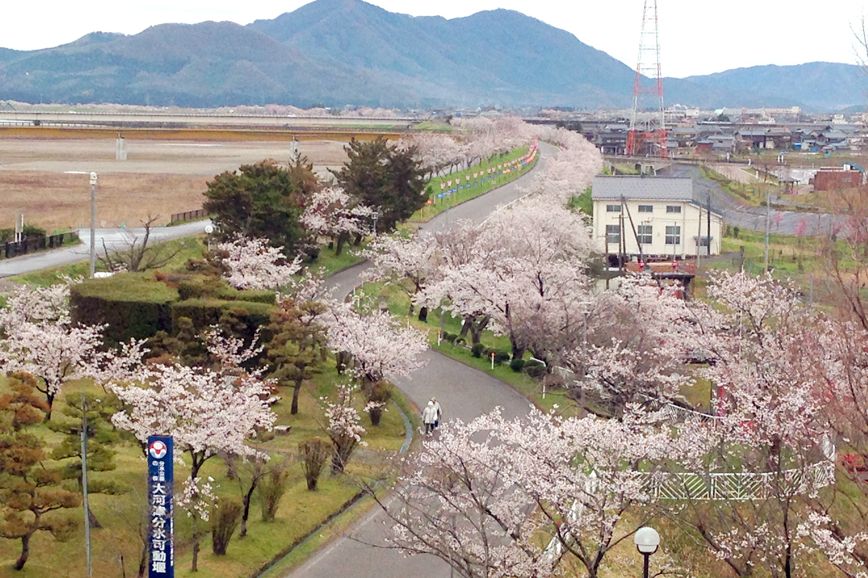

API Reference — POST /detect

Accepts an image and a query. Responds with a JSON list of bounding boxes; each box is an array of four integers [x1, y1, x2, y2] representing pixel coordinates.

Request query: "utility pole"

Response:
[[764, 187, 771, 272], [696, 202, 702, 268], [89, 172, 98, 279], [619, 210, 626, 271], [80, 395, 92, 578], [707, 193, 711, 256]]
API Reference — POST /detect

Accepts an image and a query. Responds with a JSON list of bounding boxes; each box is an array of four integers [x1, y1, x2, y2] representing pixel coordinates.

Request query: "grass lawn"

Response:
[[409, 146, 538, 224], [0, 360, 410, 577], [305, 243, 366, 278], [413, 120, 453, 133], [711, 227, 837, 286], [569, 187, 593, 217]]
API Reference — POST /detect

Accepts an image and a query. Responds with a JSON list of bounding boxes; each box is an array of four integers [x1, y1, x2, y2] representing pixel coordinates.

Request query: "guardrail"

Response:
[[169, 209, 209, 225], [1, 231, 79, 260]]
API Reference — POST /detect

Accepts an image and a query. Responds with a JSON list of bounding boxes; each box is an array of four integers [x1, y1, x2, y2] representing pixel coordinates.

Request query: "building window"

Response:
[[605, 224, 621, 245], [637, 225, 652, 245], [665, 225, 681, 246], [638, 204, 653, 213], [606, 204, 621, 213], [697, 235, 712, 247], [666, 205, 682, 214]]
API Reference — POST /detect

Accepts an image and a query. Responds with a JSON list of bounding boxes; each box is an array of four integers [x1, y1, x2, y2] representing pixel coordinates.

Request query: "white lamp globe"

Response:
[[634, 526, 660, 554]]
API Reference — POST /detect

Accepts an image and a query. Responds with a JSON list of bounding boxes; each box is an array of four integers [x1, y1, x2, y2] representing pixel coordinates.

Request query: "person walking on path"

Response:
[[431, 397, 442, 429], [422, 400, 437, 435]]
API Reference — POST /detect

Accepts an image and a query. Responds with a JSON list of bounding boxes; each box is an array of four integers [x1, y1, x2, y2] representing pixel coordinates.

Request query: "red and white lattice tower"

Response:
[[625, 0, 667, 158]]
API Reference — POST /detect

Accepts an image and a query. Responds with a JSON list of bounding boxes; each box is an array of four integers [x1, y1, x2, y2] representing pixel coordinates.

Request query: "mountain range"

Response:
[[0, 0, 863, 111]]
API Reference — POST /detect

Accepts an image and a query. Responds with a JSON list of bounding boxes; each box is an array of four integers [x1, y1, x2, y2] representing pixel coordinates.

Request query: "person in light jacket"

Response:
[[431, 397, 442, 429], [422, 400, 437, 435]]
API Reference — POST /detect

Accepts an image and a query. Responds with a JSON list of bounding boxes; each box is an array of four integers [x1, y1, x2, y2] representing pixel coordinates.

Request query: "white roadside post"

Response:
[[89, 172, 98, 278]]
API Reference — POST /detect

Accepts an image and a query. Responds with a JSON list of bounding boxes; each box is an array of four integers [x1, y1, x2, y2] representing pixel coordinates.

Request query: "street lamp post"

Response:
[[89, 172, 98, 279], [634, 526, 660, 578]]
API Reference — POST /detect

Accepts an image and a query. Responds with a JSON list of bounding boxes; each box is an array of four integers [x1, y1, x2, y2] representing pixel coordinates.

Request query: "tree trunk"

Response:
[[469, 324, 483, 347], [331, 452, 344, 475], [291, 379, 302, 415], [190, 459, 203, 482], [418, 306, 428, 323], [88, 504, 102, 529], [137, 537, 148, 578], [510, 337, 524, 361], [239, 481, 257, 539], [14, 534, 31, 570], [353, 232, 363, 246], [191, 539, 200, 572], [335, 232, 347, 256], [368, 407, 383, 426], [44, 392, 55, 422], [459, 317, 471, 338]]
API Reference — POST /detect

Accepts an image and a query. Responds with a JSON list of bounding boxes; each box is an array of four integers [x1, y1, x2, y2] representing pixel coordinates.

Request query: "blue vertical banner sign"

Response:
[[147, 436, 174, 578]]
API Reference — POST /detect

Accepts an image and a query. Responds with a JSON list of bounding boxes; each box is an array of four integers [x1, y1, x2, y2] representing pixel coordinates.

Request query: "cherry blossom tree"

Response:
[[379, 405, 713, 578], [301, 187, 377, 256], [0, 281, 72, 325], [215, 235, 302, 291], [321, 300, 428, 388], [678, 271, 842, 577], [109, 327, 276, 571], [0, 281, 147, 420], [362, 232, 439, 321], [419, 199, 595, 360], [400, 219, 489, 344], [322, 384, 370, 474], [564, 274, 704, 413], [400, 133, 464, 179], [109, 360, 275, 481]]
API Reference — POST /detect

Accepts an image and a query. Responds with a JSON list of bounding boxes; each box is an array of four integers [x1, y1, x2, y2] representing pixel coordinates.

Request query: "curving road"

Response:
[[287, 145, 556, 578], [662, 163, 846, 236], [0, 220, 211, 278]]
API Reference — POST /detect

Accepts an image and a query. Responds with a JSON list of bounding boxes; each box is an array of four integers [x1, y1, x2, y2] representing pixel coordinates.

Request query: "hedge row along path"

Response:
[[282, 144, 556, 578]]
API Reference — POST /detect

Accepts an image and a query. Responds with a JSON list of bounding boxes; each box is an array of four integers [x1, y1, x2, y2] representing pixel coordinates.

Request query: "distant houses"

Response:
[[591, 176, 723, 267], [561, 114, 868, 158]]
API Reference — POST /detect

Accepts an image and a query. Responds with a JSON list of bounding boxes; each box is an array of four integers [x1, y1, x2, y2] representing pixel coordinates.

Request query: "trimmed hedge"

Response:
[[509, 358, 526, 372], [71, 272, 275, 345], [71, 273, 179, 343], [175, 274, 276, 304], [171, 299, 274, 341]]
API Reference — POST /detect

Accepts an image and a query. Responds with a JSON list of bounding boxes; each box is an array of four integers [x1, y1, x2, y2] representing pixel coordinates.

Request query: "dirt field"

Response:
[[0, 137, 350, 231]]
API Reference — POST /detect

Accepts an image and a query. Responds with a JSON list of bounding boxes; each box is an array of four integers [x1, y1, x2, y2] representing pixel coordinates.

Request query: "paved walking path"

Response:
[[287, 145, 555, 577], [0, 220, 211, 278]]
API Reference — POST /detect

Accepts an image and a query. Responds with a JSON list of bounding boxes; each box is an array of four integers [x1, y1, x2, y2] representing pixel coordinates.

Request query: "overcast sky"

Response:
[[2, 1, 864, 77]]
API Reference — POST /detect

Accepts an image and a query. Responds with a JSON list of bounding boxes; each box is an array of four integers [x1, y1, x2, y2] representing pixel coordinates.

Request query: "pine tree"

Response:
[[332, 137, 426, 233], [203, 159, 314, 256], [0, 383, 80, 571], [49, 393, 125, 529], [267, 298, 328, 415]]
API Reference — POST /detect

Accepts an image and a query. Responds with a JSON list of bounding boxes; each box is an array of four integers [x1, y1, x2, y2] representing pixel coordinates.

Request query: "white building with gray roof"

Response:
[[591, 176, 723, 263]]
